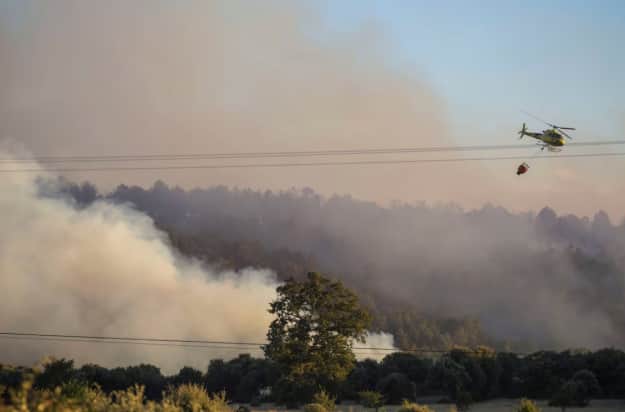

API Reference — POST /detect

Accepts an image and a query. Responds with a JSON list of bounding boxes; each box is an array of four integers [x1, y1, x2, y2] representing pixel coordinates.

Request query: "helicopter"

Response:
[[517, 112, 576, 152]]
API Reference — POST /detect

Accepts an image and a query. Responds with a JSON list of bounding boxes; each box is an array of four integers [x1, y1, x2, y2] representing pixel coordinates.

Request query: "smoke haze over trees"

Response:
[[55, 178, 625, 351], [0, 155, 391, 372]]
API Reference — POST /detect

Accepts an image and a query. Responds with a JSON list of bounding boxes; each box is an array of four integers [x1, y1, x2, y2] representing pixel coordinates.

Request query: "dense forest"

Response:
[[46, 178, 625, 353], [2, 348, 625, 406]]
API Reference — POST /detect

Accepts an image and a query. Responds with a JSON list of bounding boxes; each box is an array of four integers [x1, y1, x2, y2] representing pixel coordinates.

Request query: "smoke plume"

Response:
[[88, 180, 625, 351], [0, 152, 394, 371], [0, 0, 499, 209], [0, 153, 278, 372]]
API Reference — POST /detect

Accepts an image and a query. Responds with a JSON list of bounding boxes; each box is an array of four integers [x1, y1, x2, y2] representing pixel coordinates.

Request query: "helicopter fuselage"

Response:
[[523, 129, 565, 147]]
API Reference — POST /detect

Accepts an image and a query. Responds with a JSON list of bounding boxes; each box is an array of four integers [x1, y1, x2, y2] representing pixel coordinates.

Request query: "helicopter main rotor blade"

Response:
[[522, 111, 576, 137], [521, 110, 556, 128]]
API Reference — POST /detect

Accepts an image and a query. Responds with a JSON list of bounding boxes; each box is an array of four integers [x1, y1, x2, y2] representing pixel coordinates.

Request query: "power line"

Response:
[[0, 332, 489, 354], [0, 152, 623, 173], [0, 332, 262, 347], [0, 335, 265, 352], [0, 335, 404, 357], [1, 141, 623, 164]]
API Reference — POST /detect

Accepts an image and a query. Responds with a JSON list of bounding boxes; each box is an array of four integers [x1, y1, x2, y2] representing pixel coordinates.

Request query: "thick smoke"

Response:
[[93, 181, 625, 350], [0, 154, 393, 371], [0, 154, 275, 372], [358, 332, 397, 362], [0, 0, 500, 209]]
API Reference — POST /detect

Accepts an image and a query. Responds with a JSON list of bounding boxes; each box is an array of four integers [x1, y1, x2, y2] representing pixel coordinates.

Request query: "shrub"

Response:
[[376, 373, 416, 404], [397, 399, 434, 412], [571, 369, 601, 398], [303, 403, 328, 412], [171, 367, 204, 387], [3, 378, 112, 412], [109, 384, 150, 412], [358, 390, 384, 411], [313, 390, 336, 412], [34, 358, 75, 390], [0, 366, 31, 395], [549, 380, 587, 411], [516, 398, 541, 412], [59, 379, 90, 400], [164, 385, 231, 412]]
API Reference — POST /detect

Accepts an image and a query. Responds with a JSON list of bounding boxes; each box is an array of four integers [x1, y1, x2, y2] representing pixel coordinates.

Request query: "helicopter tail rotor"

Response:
[[518, 123, 527, 139]]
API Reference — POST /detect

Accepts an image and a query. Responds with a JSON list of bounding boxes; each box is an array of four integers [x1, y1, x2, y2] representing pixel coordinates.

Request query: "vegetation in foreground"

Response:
[[0, 380, 231, 412], [1, 380, 624, 412]]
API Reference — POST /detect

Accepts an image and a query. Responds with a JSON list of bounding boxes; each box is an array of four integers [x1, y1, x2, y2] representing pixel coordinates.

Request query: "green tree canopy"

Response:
[[571, 369, 601, 399], [549, 380, 587, 411], [264, 272, 371, 403]]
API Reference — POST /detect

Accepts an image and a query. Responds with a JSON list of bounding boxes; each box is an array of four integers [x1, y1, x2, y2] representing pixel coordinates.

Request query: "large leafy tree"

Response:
[[264, 272, 371, 403]]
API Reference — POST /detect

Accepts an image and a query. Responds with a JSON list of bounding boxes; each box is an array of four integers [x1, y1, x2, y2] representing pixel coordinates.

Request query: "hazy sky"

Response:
[[1, 1, 624, 219], [320, 0, 625, 139], [320, 1, 625, 220]]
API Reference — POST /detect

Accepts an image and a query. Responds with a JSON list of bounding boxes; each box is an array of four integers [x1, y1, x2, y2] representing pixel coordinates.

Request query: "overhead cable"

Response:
[[0, 152, 624, 173]]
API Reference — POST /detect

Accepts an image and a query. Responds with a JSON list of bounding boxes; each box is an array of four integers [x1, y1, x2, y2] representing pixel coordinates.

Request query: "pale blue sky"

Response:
[[317, 1, 625, 142]]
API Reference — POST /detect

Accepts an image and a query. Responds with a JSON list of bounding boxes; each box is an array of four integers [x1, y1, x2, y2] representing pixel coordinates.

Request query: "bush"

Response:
[[0, 380, 234, 412], [571, 369, 601, 398], [549, 380, 587, 411], [271, 376, 316, 407], [358, 390, 385, 411], [171, 367, 204, 387], [34, 358, 75, 390], [164, 385, 231, 412], [397, 399, 434, 412], [313, 390, 336, 412], [516, 398, 541, 412], [376, 373, 416, 404], [2, 379, 128, 412], [303, 403, 328, 412], [0, 366, 31, 394]]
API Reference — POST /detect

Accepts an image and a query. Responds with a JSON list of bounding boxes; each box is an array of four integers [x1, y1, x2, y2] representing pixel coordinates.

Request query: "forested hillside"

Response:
[[49, 178, 625, 352]]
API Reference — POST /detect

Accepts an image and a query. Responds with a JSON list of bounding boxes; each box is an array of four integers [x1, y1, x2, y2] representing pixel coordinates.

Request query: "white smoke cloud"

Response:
[[0, 151, 278, 373], [357, 332, 398, 362], [0, 154, 396, 372]]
